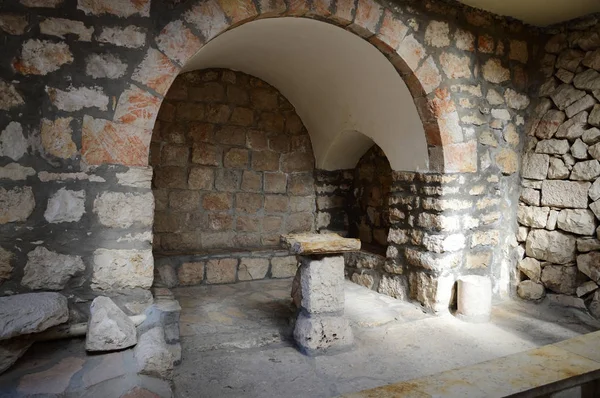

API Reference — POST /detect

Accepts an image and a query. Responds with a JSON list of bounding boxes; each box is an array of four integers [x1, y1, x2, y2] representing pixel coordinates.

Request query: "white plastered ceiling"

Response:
[[457, 0, 600, 26], [182, 17, 428, 171]]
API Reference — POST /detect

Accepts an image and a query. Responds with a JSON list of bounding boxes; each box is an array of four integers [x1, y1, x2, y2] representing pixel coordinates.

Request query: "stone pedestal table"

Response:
[[281, 233, 360, 355]]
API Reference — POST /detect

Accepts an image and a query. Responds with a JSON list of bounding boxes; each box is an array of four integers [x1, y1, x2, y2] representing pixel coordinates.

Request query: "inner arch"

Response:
[[182, 17, 428, 171]]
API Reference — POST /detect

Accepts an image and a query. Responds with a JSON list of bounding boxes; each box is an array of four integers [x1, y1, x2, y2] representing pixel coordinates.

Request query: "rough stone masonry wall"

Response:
[[348, 145, 392, 251], [517, 19, 600, 318], [349, 170, 514, 312], [150, 68, 316, 253], [0, 0, 541, 315]]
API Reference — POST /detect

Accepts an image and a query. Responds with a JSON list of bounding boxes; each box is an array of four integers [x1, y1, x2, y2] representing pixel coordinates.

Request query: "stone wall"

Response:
[[517, 20, 600, 317], [154, 249, 298, 288], [0, 165, 154, 312], [314, 169, 353, 235], [348, 145, 392, 251], [151, 69, 316, 253]]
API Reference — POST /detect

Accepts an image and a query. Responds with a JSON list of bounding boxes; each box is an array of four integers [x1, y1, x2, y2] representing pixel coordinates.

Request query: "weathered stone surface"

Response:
[[520, 188, 540, 206], [91, 249, 153, 290], [583, 49, 600, 70], [156, 20, 203, 66], [131, 48, 178, 95], [590, 143, 600, 160], [0, 163, 35, 181], [590, 179, 600, 202], [0, 80, 24, 111], [20, 0, 63, 6], [582, 128, 600, 145], [541, 180, 591, 208], [541, 265, 579, 295], [482, 58, 509, 83], [82, 116, 153, 166], [0, 122, 27, 161], [116, 167, 153, 189], [577, 238, 600, 252], [556, 49, 584, 72], [577, 252, 600, 282], [86, 296, 136, 352], [0, 339, 32, 375], [238, 258, 269, 281], [517, 206, 549, 228], [409, 272, 454, 313], [556, 209, 596, 235], [46, 85, 108, 111], [517, 280, 545, 300], [0, 292, 68, 340], [571, 160, 600, 180], [39, 17, 93, 41], [590, 105, 600, 127], [299, 255, 344, 313], [571, 139, 589, 160], [536, 139, 570, 155], [504, 89, 529, 110], [521, 153, 549, 180], [495, 148, 518, 174], [78, 0, 150, 17], [573, 69, 600, 91], [22, 246, 84, 290], [13, 39, 73, 75], [294, 312, 353, 354], [41, 117, 77, 159], [577, 280, 598, 297], [591, 291, 600, 319], [439, 52, 471, 79], [97, 25, 146, 48], [0, 247, 13, 283], [526, 229, 576, 264], [551, 84, 586, 110], [547, 158, 569, 179], [135, 327, 174, 379], [282, 233, 360, 254], [271, 256, 297, 278], [565, 95, 596, 119], [44, 188, 85, 223], [547, 209, 559, 230], [518, 257, 541, 282], [425, 21, 450, 48], [85, 53, 127, 79], [592, 199, 600, 220], [113, 85, 161, 130], [0, 186, 35, 224], [176, 262, 203, 286], [206, 258, 237, 284], [0, 14, 28, 35], [93, 192, 153, 228], [353, 272, 375, 290], [536, 110, 565, 140]]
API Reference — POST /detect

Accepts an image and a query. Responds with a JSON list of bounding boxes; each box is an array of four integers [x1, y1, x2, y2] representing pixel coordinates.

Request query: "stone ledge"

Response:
[[281, 233, 361, 255], [342, 330, 600, 397]]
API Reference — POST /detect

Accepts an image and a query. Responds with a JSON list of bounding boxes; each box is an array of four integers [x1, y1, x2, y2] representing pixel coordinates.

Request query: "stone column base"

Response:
[[293, 311, 353, 355]]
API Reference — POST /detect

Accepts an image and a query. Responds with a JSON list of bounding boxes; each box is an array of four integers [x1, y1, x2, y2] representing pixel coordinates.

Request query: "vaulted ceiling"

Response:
[[456, 0, 600, 26]]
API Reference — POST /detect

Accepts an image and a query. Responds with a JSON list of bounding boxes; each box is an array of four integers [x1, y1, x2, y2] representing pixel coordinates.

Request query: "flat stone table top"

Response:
[[281, 233, 361, 255]]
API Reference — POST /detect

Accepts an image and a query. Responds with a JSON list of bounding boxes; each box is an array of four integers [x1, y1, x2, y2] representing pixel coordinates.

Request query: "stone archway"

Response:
[[81, 0, 475, 174]]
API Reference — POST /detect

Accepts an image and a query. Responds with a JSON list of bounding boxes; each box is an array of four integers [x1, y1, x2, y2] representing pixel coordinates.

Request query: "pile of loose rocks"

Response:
[[517, 28, 600, 318], [0, 290, 181, 382]]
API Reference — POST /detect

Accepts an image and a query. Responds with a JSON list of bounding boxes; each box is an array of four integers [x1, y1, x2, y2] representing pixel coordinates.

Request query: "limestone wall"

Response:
[[151, 69, 315, 253], [517, 20, 600, 317], [348, 145, 392, 250]]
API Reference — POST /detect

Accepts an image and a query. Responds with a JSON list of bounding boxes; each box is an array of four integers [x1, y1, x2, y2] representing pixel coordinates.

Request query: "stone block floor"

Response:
[[172, 279, 600, 398], [1, 279, 599, 397]]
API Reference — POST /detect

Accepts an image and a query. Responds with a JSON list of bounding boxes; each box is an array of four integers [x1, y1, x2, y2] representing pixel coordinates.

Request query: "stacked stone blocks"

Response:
[[517, 22, 600, 317], [154, 250, 298, 288], [152, 69, 315, 253]]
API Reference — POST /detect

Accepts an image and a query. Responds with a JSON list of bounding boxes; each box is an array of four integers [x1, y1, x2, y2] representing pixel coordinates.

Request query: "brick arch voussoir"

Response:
[[141, 0, 460, 173]]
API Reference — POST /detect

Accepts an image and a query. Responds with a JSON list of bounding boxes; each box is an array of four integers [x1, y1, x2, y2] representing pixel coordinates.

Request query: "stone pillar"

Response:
[[282, 233, 360, 355], [456, 275, 492, 323]]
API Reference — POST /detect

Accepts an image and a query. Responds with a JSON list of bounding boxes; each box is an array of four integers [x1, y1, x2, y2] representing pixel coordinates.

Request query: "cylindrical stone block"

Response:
[[456, 275, 492, 323]]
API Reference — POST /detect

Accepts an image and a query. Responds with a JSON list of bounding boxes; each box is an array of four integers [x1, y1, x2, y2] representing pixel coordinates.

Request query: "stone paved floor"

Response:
[[173, 279, 600, 398]]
